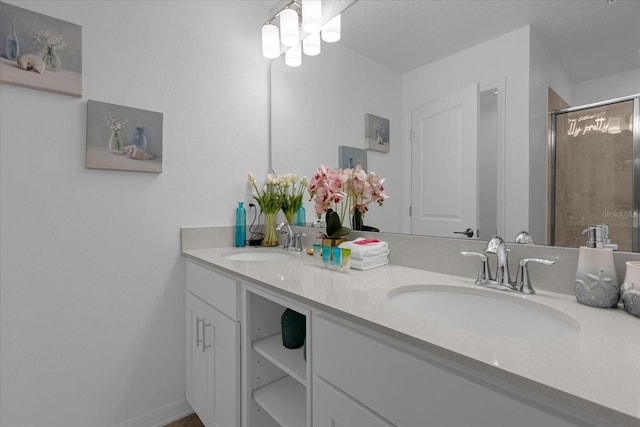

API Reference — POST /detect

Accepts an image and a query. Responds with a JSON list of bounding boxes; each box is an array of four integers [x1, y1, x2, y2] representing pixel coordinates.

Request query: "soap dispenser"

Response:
[[574, 226, 619, 308]]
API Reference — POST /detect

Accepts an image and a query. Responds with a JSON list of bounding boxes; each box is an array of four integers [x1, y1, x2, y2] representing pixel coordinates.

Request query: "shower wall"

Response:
[[554, 99, 635, 251]]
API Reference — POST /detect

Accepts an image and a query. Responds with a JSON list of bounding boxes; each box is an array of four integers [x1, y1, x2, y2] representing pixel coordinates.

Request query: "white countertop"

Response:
[[183, 246, 640, 427]]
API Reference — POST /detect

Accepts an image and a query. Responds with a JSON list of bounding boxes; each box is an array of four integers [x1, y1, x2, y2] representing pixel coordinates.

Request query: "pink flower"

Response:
[[308, 164, 388, 225]]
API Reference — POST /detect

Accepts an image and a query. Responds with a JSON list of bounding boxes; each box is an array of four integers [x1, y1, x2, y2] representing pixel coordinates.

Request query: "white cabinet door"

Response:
[[206, 301, 240, 427], [186, 293, 209, 424], [313, 377, 394, 427], [186, 291, 240, 427]]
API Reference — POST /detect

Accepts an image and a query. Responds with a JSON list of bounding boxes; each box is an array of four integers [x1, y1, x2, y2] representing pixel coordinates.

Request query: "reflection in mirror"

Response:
[[551, 96, 639, 253], [271, 0, 640, 249]]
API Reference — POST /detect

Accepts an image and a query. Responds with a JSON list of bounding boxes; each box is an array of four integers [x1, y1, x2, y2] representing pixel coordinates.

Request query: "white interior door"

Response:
[[411, 83, 479, 238]]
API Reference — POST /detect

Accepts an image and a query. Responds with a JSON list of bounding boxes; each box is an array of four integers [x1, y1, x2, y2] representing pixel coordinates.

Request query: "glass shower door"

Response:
[[551, 96, 639, 252]]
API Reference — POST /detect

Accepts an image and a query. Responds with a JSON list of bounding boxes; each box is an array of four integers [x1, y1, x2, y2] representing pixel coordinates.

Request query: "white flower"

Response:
[[248, 172, 256, 184], [28, 29, 67, 50], [266, 173, 276, 185], [105, 113, 128, 132]]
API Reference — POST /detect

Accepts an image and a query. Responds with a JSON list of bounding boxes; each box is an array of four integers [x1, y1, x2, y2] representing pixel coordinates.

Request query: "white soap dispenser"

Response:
[[574, 226, 619, 308]]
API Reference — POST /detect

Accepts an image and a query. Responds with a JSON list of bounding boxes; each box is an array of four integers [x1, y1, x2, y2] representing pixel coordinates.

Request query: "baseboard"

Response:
[[114, 398, 194, 427]]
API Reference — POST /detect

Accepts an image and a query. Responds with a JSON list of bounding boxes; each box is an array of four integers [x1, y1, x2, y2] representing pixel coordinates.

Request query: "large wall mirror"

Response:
[[270, 0, 640, 250]]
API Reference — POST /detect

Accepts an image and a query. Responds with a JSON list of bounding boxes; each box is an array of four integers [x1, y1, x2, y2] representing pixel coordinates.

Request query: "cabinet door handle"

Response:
[[202, 322, 212, 353], [196, 316, 204, 348]]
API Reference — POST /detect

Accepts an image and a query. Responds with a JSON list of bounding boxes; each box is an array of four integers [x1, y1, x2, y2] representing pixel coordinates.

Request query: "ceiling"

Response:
[[338, 0, 640, 83]]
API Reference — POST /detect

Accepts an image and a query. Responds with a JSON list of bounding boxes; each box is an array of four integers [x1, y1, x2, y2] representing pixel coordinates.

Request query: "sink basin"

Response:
[[388, 285, 579, 339], [223, 250, 291, 262]]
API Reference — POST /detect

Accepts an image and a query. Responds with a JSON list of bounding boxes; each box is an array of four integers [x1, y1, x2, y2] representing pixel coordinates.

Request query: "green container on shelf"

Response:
[[281, 308, 306, 349]]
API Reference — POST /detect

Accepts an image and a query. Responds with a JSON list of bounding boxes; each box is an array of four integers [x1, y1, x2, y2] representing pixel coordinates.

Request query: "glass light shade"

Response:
[[285, 42, 302, 67], [322, 14, 341, 42], [280, 8, 299, 47], [302, 0, 322, 33], [303, 32, 321, 56], [261, 24, 281, 59]]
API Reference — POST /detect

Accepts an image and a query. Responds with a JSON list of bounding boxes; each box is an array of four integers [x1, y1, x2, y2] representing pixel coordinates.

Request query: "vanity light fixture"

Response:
[[279, 8, 299, 47], [303, 31, 321, 56], [262, 23, 281, 59], [302, 0, 322, 33], [285, 41, 302, 67], [261, 0, 351, 67], [321, 13, 341, 42]]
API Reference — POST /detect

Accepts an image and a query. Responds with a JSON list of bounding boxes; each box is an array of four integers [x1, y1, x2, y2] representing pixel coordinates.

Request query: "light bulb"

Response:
[[302, 0, 322, 33], [322, 14, 341, 42], [285, 42, 302, 67], [303, 32, 321, 56], [280, 8, 299, 47], [261, 24, 280, 59]]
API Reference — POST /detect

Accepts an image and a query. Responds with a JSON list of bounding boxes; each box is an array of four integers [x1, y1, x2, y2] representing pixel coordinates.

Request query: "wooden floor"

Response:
[[164, 413, 204, 427]]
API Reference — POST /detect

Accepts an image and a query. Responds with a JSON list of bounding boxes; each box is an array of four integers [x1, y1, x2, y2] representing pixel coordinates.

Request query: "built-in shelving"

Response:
[[245, 287, 311, 427], [253, 376, 306, 427], [253, 333, 306, 385]]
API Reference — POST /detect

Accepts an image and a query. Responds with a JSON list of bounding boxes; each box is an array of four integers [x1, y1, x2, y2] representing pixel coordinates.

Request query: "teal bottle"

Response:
[[235, 202, 246, 247], [296, 205, 306, 226]]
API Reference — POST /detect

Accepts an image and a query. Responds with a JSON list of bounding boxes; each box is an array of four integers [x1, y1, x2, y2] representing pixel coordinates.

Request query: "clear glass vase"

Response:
[[41, 45, 61, 71], [262, 211, 280, 247], [108, 129, 124, 154], [284, 209, 296, 226]]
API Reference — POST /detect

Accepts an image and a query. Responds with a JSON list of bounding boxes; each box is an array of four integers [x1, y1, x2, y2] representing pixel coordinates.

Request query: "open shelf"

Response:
[[253, 376, 306, 427], [253, 333, 306, 386]]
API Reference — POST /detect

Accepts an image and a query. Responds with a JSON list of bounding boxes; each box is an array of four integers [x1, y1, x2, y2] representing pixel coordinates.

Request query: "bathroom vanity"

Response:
[[182, 228, 640, 427]]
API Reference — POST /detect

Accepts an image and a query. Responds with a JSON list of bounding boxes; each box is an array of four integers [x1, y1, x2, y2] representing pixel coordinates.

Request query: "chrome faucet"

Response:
[[275, 222, 294, 250], [461, 236, 554, 294], [292, 232, 306, 252], [484, 236, 513, 289], [276, 222, 307, 252]]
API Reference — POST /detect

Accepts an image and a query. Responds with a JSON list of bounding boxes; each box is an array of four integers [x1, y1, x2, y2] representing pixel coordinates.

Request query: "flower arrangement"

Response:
[[247, 171, 310, 246], [248, 172, 282, 246], [279, 173, 308, 225], [105, 113, 128, 133], [28, 29, 67, 50], [248, 172, 282, 214], [308, 164, 388, 238]]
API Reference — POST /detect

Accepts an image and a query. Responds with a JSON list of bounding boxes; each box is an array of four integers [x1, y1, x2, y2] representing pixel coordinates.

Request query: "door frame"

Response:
[[402, 78, 506, 238]]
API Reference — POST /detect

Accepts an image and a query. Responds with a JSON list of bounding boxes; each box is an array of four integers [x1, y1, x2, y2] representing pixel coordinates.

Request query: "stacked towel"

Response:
[[340, 238, 389, 270]]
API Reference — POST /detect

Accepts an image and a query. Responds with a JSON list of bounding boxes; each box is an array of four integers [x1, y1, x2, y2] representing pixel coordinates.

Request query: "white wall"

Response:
[[402, 26, 531, 239], [573, 67, 640, 106], [0, 1, 271, 426], [271, 42, 403, 232], [528, 28, 574, 245], [478, 93, 498, 240]]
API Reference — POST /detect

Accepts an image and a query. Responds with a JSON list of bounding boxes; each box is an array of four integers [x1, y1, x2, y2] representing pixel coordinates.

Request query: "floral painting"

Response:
[[86, 100, 163, 173], [0, 1, 82, 97]]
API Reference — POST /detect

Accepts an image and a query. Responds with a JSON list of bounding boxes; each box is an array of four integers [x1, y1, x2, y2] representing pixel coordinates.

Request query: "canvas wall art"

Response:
[[365, 113, 390, 153], [338, 145, 367, 171], [0, 1, 82, 97], [86, 100, 163, 173]]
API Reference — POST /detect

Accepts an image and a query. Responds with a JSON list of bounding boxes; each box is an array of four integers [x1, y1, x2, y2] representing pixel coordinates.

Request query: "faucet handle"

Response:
[[515, 258, 555, 295], [293, 232, 306, 252], [461, 251, 493, 284]]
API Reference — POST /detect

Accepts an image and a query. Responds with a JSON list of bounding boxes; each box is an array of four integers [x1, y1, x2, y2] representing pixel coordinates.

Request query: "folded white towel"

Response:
[[350, 254, 389, 270], [340, 238, 389, 260]]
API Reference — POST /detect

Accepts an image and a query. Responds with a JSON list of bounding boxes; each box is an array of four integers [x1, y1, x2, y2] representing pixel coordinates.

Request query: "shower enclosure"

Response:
[[550, 95, 639, 253]]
